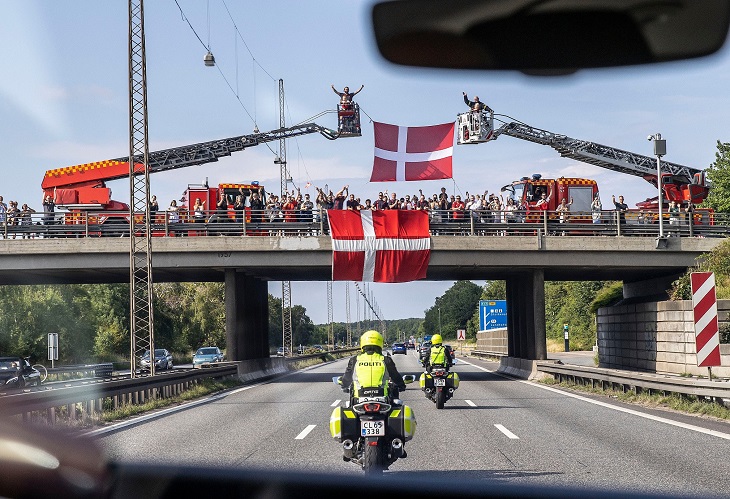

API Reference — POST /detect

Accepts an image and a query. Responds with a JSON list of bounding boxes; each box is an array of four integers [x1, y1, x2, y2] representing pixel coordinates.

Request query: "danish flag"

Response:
[[328, 210, 430, 283], [690, 272, 722, 367], [371, 122, 455, 182]]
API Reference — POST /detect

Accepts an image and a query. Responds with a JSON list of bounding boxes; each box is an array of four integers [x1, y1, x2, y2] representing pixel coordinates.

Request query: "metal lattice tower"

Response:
[[355, 291, 361, 339], [128, 0, 154, 378], [345, 282, 352, 347], [281, 282, 292, 355], [278, 79, 293, 356], [327, 281, 334, 350]]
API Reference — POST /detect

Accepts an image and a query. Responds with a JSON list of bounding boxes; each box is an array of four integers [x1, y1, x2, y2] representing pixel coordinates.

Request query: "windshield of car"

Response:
[[3, 2, 730, 498]]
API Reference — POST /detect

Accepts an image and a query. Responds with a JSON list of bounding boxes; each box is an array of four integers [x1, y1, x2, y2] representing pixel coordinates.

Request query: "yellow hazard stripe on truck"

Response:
[[46, 160, 128, 177]]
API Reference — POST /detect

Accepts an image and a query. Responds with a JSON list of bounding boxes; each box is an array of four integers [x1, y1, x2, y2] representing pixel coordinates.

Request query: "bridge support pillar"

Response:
[[505, 270, 547, 361], [225, 270, 269, 361]]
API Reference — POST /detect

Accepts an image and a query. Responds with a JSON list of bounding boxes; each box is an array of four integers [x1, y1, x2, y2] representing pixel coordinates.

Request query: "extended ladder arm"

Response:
[[492, 121, 703, 185], [42, 123, 338, 191]]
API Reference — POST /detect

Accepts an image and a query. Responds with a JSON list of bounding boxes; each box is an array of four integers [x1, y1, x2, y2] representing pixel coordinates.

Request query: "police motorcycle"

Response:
[[330, 374, 416, 474], [419, 335, 459, 409], [329, 331, 416, 474]]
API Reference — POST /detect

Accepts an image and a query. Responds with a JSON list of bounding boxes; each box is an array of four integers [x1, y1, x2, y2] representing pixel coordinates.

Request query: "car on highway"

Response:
[[139, 349, 173, 371], [391, 342, 407, 355], [276, 347, 286, 356], [0, 357, 42, 389], [192, 347, 224, 368]]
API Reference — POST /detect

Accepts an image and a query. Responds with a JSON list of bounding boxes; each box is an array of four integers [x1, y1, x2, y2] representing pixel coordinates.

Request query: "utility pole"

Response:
[[278, 79, 293, 356], [327, 281, 334, 350], [345, 282, 352, 347], [649, 133, 667, 246], [128, 0, 155, 377]]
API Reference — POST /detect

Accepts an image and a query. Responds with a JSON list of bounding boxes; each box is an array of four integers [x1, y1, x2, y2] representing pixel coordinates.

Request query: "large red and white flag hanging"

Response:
[[690, 272, 722, 367], [371, 122, 455, 182], [328, 210, 430, 283]]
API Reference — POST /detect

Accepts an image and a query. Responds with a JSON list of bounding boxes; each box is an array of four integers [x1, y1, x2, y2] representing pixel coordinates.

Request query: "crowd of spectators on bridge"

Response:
[[0, 183, 700, 239]]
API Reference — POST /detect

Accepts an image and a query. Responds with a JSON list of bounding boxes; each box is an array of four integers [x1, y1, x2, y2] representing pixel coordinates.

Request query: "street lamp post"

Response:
[[649, 133, 667, 242]]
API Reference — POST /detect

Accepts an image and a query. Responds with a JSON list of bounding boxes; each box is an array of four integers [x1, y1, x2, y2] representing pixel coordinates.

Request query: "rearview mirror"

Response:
[[372, 0, 730, 75], [402, 374, 416, 384]]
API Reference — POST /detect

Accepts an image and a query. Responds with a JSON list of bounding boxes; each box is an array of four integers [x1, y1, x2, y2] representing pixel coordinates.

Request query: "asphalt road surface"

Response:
[[95, 351, 730, 497]]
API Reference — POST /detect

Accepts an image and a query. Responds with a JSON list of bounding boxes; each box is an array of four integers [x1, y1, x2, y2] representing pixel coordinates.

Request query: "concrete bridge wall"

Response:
[[597, 300, 730, 377]]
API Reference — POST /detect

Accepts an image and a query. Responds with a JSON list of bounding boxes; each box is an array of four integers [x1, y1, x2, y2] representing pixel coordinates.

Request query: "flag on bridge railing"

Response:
[[328, 210, 430, 282], [371, 122, 455, 182]]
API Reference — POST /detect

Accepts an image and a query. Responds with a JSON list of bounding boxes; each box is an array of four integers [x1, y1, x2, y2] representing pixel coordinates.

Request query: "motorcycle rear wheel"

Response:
[[363, 441, 385, 474], [436, 389, 446, 409]]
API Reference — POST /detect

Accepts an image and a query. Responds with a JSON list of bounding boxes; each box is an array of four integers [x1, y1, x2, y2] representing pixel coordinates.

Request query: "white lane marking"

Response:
[[295, 424, 317, 440], [87, 359, 354, 437], [331, 399, 341, 407], [495, 424, 519, 440], [457, 358, 730, 442], [465, 399, 477, 407]]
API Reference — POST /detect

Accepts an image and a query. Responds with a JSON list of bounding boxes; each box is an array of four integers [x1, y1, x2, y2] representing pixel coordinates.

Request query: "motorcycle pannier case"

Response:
[[329, 407, 358, 442], [387, 405, 417, 441]]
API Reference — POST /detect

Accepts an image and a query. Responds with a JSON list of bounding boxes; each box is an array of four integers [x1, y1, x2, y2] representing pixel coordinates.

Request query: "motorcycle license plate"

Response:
[[434, 378, 446, 387], [361, 420, 385, 437]]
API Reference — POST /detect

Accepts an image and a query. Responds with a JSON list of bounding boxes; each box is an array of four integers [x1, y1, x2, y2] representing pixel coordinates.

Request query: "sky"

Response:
[[2, 1, 730, 325]]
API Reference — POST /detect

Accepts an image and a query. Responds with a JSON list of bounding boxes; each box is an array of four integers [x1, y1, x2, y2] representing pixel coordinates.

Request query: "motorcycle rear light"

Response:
[[363, 403, 381, 412], [352, 402, 391, 414], [433, 369, 446, 376]]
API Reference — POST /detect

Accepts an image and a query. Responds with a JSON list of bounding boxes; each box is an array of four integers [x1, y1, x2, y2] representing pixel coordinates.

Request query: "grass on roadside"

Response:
[[99, 378, 243, 424], [539, 377, 730, 421]]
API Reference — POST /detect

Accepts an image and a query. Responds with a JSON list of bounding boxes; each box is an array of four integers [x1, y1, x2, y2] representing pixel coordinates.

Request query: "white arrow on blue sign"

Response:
[[479, 300, 507, 330]]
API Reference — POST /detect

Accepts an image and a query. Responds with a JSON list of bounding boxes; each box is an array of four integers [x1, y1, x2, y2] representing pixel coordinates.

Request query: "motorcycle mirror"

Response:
[[402, 374, 415, 384], [453, 359, 458, 364], [332, 376, 343, 386]]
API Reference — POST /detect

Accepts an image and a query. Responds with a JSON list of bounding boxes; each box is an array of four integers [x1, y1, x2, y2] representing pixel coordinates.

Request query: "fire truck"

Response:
[[41, 123, 338, 229], [457, 110, 710, 218]]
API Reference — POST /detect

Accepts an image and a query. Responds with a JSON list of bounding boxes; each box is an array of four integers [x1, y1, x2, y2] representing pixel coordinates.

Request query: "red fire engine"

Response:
[[458, 109, 710, 218], [41, 123, 337, 229]]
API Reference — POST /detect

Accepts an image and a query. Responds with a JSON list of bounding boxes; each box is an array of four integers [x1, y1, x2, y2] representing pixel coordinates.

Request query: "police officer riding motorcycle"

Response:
[[330, 330, 416, 474], [420, 334, 459, 409]]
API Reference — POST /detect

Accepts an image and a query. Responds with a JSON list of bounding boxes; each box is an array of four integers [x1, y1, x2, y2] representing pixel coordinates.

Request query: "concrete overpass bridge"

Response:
[[0, 234, 721, 366]]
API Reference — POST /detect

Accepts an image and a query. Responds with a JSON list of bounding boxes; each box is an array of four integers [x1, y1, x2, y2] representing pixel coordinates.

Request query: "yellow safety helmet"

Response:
[[360, 330, 384, 350], [431, 334, 443, 345]]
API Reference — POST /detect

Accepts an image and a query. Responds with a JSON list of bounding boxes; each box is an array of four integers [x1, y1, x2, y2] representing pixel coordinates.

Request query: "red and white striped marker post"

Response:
[[690, 272, 722, 377]]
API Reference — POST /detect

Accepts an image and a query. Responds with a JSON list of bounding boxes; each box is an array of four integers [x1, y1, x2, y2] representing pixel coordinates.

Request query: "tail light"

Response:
[[352, 401, 392, 414]]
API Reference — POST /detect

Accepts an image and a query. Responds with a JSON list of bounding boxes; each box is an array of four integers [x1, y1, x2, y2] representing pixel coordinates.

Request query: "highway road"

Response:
[[96, 352, 730, 497]]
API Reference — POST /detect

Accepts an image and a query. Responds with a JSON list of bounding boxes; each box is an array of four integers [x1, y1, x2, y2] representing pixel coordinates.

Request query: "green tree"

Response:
[[671, 238, 730, 300], [545, 281, 605, 350], [703, 141, 730, 212], [423, 281, 482, 340], [0, 285, 96, 363]]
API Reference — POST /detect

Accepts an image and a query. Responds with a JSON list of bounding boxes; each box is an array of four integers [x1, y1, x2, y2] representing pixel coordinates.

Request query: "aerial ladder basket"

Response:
[[337, 103, 362, 137], [457, 110, 495, 144]]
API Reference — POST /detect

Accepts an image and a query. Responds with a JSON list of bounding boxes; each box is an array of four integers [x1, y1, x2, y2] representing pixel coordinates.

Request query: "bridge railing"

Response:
[[2, 209, 728, 239]]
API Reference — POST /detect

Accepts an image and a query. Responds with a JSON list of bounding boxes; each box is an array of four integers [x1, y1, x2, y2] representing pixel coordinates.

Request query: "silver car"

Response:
[[139, 349, 173, 371]]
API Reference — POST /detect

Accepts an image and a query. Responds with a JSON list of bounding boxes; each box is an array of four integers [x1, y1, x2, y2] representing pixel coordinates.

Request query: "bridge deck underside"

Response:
[[0, 235, 717, 285]]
